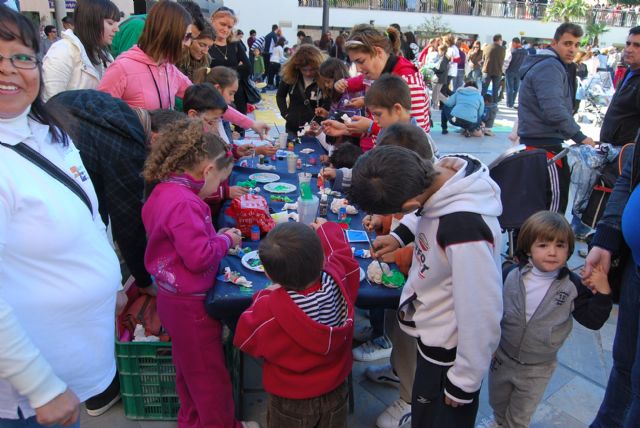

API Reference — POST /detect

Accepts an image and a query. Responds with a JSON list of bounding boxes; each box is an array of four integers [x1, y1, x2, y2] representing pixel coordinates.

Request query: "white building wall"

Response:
[[225, 0, 630, 47]]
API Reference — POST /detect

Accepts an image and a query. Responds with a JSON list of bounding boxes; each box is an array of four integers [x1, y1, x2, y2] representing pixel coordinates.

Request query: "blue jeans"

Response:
[[505, 71, 520, 107], [0, 409, 79, 428], [441, 104, 481, 131], [591, 262, 640, 428], [468, 69, 482, 89]]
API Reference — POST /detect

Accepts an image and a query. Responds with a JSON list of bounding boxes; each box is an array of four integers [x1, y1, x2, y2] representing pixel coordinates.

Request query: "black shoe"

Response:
[[85, 373, 121, 416], [442, 129, 448, 135]]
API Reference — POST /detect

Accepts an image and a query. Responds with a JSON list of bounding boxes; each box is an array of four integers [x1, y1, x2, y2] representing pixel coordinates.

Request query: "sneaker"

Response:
[[365, 363, 400, 388], [353, 336, 392, 362], [354, 324, 374, 342], [85, 374, 121, 416], [376, 399, 411, 428], [442, 129, 449, 135], [241, 422, 260, 428]]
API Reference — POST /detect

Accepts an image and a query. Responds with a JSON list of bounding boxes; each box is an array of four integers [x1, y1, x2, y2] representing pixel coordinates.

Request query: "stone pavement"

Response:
[[83, 99, 615, 428]]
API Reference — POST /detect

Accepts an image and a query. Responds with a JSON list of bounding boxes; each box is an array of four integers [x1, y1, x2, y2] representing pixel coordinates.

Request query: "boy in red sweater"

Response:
[[234, 220, 360, 427]]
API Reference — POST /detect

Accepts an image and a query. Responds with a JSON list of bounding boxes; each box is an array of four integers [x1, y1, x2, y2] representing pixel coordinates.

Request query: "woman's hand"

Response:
[[345, 96, 365, 109], [35, 389, 80, 427], [235, 144, 254, 158], [251, 121, 271, 139], [315, 107, 330, 118], [347, 115, 372, 134], [322, 119, 348, 137], [256, 144, 278, 156], [334, 78, 348, 93], [229, 186, 249, 199]]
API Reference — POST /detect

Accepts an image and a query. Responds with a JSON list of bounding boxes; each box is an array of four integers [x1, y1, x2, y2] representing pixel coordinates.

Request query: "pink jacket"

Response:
[[142, 178, 232, 296]]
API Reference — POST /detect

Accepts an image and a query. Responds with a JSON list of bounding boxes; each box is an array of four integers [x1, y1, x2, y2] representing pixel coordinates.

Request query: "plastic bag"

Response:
[[225, 194, 276, 236]]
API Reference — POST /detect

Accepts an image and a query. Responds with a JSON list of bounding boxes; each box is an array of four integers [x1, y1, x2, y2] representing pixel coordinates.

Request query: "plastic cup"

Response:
[[287, 154, 297, 173], [297, 195, 319, 225], [279, 133, 288, 149], [298, 172, 312, 186]]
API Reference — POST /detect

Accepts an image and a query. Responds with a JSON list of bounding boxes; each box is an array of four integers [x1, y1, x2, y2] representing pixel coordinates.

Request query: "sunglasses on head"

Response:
[[215, 6, 235, 15]]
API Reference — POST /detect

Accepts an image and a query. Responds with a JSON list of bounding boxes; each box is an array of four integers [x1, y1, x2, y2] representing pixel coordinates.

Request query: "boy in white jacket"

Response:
[[349, 146, 503, 428]]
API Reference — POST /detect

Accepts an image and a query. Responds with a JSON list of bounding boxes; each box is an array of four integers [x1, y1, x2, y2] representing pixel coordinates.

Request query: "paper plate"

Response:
[[249, 172, 280, 183], [241, 250, 264, 272], [263, 182, 297, 194], [360, 267, 365, 282]]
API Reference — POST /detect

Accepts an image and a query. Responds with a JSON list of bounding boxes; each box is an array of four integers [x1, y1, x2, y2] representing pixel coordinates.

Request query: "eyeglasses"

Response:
[[183, 32, 193, 42], [0, 53, 39, 70]]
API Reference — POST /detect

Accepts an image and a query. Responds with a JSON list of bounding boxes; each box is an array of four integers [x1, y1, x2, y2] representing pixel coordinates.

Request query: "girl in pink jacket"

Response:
[[142, 118, 257, 428]]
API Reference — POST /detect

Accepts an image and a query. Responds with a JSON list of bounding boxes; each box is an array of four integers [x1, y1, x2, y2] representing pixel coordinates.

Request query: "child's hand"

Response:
[[319, 154, 330, 164], [229, 186, 249, 199], [345, 96, 364, 109], [225, 228, 243, 247], [236, 144, 255, 158], [310, 218, 328, 230], [380, 250, 396, 264], [334, 78, 348, 93], [232, 131, 241, 140], [256, 144, 278, 156], [363, 214, 383, 232], [251, 121, 271, 139], [315, 107, 329, 118], [308, 121, 322, 136], [321, 167, 336, 180], [347, 115, 372, 134], [371, 235, 400, 259], [322, 119, 348, 137], [583, 265, 612, 295]]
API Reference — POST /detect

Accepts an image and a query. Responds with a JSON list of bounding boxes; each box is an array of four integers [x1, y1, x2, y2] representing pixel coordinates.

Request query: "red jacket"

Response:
[[346, 55, 431, 143], [233, 222, 360, 399]]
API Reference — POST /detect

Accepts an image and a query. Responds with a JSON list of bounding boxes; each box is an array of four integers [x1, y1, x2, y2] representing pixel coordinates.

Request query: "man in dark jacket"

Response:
[[600, 26, 640, 146], [503, 37, 527, 108], [263, 24, 278, 68], [518, 23, 595, 214], [482, 34, 506, 103]]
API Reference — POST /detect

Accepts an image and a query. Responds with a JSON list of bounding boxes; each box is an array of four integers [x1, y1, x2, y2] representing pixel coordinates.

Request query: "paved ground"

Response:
[[85, 98, 615, 427]]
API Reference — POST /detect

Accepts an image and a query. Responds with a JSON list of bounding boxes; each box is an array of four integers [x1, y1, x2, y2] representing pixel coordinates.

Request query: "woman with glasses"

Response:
[[42, 0, 120, 101], [0, 6, 121, 427]]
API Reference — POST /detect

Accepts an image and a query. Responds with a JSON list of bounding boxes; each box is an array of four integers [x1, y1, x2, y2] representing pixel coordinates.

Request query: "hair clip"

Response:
[[206, 67, 211, 74], [344, 40, 365, 47], [226, 150, 233, 158]]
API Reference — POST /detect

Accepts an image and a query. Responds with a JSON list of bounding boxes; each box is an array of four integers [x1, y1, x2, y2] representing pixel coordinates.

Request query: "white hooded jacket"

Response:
[[397, 155, 503, 404]]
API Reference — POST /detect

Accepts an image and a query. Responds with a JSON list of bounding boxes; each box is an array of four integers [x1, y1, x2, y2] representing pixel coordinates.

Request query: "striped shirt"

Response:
[[288, 272, 348, 327], [403, 71, 431, 134]]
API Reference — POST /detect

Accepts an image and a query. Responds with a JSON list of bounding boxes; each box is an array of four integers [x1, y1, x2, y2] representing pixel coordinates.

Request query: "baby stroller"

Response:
[[579, 71, 615, 127], [489, 144, 570, 261]]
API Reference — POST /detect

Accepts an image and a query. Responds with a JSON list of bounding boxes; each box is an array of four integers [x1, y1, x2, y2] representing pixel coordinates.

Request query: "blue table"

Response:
[[204, 137, 402, 324]]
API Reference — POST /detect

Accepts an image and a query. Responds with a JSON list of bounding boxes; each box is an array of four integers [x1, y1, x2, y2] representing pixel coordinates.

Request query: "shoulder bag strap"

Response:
[[0, 141, 93, 214]]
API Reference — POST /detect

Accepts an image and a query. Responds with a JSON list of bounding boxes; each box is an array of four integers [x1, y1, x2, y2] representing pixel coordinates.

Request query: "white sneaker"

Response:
[[376, 399, 411, 428], [475, 414, 501, 428], [241, 422, 260, 428], [352, 336, 392, 362], [365, 363, 400, 388], [354, 323, 374, 342]]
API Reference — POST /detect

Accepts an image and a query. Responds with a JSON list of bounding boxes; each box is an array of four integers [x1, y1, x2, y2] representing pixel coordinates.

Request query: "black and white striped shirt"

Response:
[[288, 272, 348, 327]]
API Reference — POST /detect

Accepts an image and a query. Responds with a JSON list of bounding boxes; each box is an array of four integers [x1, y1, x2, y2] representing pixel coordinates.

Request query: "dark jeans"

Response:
[[441, 104, 481, 131], [370, 307, 385, 338], [591, 263, 640, 428], [505, 71, 520, 107], [412, 350, 480, 428], [267, 381, 348, 428], [482, 73, 502, 103], [267, 62, 281, 88]]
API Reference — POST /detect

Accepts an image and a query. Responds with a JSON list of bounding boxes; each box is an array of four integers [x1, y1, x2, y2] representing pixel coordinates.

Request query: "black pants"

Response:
[[412, 351, 480, 428], [267, 62, 281, 88]]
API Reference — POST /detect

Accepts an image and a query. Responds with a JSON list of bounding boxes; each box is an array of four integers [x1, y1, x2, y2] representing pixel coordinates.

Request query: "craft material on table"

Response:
[[270, 195, 294, 203], [236, 179, 257, 189], [346, 230, 369, 243], [249, 172, 280, 183], [264, 182, 297, 194], [228, 246, 252, 257], [241, 250, 265, 272], [219, 266, 253, 288], [330, 198, 358, 215]]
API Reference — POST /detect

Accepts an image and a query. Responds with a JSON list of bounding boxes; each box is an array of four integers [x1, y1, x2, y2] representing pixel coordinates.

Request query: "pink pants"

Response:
[[157, 291, 242, 428]]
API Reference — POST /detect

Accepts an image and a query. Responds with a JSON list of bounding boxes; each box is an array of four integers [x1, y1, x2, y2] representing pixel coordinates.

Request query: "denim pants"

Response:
[[468, 69, 482, 89], [591, 262, 640, 428], [441, 104, 481, 131], [0, 408, 79, 428], [482, 74, 502, 103], [505, 71, 520, 107]]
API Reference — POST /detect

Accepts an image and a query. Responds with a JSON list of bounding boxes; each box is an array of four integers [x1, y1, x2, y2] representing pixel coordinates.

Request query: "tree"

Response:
[[585, 22, 609, 46], [417, 16, 453, 39], [544, 0, 589, 23]]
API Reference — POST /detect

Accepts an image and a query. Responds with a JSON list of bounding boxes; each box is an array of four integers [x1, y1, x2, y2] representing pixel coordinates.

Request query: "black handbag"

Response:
[[0, 141, 93, 214], [242, 78, 262, 105]]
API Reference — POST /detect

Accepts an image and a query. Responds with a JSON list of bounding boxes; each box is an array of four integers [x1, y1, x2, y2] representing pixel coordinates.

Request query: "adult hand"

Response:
[[582, 246, 612, 279], [229, 186, 250, 199], [334, 78, 348, 93], [256, 144, 278, 156], [582, 264, 612, 295], [347, 115, 372, 134], [315, 107, 330, 118], [322, 119, 348, 137], [581, 137, 596, 146], [235, 144, 255, 158], [35, 389, 80, 427], [345, 96, 365, 109], [444, 395, 467, 408], [321, 167, 336, 180], [115, 290, 128, 315], [371, 235, 400, 258], [251, 121, 271, 139]]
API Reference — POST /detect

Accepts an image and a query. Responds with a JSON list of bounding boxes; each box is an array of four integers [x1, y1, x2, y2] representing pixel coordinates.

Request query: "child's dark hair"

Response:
[[377, 123, 433, 160], [329, 143, 363, 169], [183, 83, 227, 114], [259, 223, 324, 291], [482, 93, 493, 104], [348, 145, 438, 215], [319, 57, 349, 101], [516, 211, 575, 262], [148, 109, 187, 133], [143, 118, 233, 181], [464, 81, 478, 89], [192, 65, 239, 88], [364, 74, 411, 111]]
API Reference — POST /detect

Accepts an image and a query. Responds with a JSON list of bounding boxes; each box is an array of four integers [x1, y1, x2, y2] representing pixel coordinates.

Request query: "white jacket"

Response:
[[42, 29, 111, 102], [396, 155, 503, 404]]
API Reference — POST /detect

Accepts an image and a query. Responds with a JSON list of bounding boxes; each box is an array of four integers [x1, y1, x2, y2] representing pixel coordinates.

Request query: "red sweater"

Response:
[[233, 222, 360, 399], [346, 55, 431, 141]]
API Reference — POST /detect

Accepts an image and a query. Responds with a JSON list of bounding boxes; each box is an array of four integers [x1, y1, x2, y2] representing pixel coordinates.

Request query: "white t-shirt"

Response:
[[447, 45, 460, 77], [270, 46, 285, 64]]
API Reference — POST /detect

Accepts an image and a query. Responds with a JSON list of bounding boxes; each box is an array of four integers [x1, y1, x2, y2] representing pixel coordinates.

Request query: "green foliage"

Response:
[[585, 22, 609, 46], [417, 16, 453, 39], [544, 0, 589, 23]]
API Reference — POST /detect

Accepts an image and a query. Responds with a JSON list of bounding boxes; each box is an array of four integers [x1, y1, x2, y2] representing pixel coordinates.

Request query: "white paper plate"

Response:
[[263, 182, 297, 194], [360, 267, 365, 282], [241, 250, 264, 272], [249, 173, 280, 183]]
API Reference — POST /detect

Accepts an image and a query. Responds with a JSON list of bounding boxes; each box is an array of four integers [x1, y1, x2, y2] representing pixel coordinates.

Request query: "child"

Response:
[[328, 142, 363, 170], [349, 145, 504, 428], [233, 220, 361, 428], [141, 118, 258, 428], [253, 47, 265, 82], [488, 211, 612, 428], [316, 57, 363, 120], [482, 92, 498, 136], [441, 81, 485, 137]]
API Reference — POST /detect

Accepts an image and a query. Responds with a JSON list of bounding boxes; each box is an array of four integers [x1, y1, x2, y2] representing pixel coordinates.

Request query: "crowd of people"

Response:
[[2, 1, 640, 428]]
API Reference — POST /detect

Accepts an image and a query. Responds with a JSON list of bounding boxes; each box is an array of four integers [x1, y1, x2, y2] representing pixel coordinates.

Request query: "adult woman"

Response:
[[98, 0, 192, 110], [276, 44, 328, 137], [324, 25, 431, 140], [42, 0, 120, 101], [177, 21, 214, 81], [209, 7, 252, 127], [0, 6, 121, 427]]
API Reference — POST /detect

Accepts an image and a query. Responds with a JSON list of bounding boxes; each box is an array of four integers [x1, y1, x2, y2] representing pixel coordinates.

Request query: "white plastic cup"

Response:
[[297, 195, 319, 225], [279, 133, 288, 149], [287, 154, 297, 173]]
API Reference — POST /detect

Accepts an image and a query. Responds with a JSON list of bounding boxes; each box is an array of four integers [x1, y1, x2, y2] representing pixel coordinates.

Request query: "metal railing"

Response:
[[298, 0, 640, 28]]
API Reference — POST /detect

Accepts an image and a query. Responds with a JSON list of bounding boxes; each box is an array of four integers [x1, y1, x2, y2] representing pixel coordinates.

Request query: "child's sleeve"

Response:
[[333, 168, 352, 191], [393, 246, 414, 276], [222, 106, 254, 130], [389, 212, 419, 247], [346, 74, 366, 93], [233, 289, 274, 358], [316, 222, 360, 302], [571, 274, 613, 330]]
